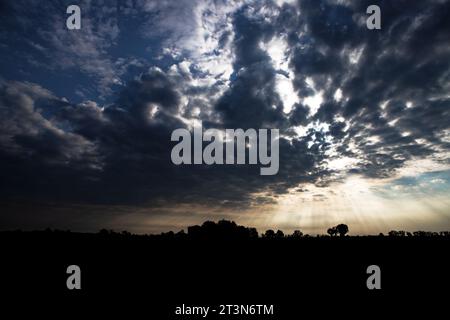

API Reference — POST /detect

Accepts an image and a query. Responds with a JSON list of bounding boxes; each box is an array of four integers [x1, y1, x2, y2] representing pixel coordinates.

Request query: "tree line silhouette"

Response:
[[4, 220, 450, 240]]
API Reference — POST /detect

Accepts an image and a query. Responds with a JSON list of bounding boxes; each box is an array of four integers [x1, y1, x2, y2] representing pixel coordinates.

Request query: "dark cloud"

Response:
[[284, 0, 450, 178], [0, 72, 324, 209], [117, 68, 181, 113], [216, 5, 286, 129]]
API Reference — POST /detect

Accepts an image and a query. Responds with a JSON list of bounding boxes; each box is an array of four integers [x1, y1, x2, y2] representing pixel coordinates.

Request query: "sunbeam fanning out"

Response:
[[271, 171, 450, 235]]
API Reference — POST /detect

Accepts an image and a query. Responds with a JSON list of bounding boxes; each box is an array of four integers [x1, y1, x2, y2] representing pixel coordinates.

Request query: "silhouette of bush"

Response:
[[263, 230, 276, 238], [290, 230, 304, 238], [389, 230, 407, 237], [386, 230, 445, 237]]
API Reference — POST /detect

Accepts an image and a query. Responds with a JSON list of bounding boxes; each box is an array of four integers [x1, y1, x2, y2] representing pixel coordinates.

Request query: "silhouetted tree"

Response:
[[186, 220, 259, 240], [248, 227, 259, 239], [291, 230, 303, 238], [99, 228, 109, 236], [187, 225, 202, 238], [264, 230, 275, 238], [202, 220, 216, 238], [176, 230, 187, 239], [327, 227, 337, 237], [160, 231, 175, 239], [275, 230, 285, 238], [335, 224, 349, 237]]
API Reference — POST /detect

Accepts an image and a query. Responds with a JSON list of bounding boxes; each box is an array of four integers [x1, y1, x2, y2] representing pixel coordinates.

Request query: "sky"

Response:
[[0, 0, 449, 235]]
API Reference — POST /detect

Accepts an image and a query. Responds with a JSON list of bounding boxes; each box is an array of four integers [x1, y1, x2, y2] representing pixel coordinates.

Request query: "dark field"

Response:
[[1, 228, 449, 318]]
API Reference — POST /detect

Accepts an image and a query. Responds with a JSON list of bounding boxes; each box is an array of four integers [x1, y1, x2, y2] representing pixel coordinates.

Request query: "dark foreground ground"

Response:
[[1, 231, 449, 318]]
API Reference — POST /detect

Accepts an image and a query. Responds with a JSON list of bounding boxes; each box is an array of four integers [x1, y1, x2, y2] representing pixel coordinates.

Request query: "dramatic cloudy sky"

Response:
[[1, 0, 449, 234]]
